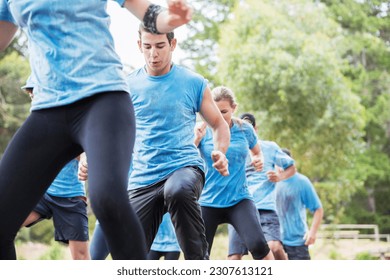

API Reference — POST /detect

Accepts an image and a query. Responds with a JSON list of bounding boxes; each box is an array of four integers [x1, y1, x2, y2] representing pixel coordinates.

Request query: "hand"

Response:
[[161, 0, 192, 31], [266, 170, 281, 182], [251, 155, 263, 172], [211, 151, 229, 176], [78, 158, 88, 181], [303, 231, 317, 246], [194, 122, 207, 142]]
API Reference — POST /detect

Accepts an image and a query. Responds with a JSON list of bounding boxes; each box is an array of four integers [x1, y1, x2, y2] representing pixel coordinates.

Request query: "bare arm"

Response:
[[123, 0, 192, 33], [0, 21, 18, 51], [267, 164, 297, 183], [304, 207, 324, 246], [198, 87, 230, 176], [249, 143, 264, 172]]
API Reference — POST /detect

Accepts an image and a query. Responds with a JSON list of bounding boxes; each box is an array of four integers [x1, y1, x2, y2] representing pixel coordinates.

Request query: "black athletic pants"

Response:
[[129, 166, 209, 260], [0, 91, 146, 259], [201, 199, 270, 260]]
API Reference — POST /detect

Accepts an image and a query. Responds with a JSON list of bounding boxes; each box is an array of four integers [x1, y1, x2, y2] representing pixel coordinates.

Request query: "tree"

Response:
[[321, 0, 390, 230], [0, 51, 31, 156], [215, 0, 366, 222]]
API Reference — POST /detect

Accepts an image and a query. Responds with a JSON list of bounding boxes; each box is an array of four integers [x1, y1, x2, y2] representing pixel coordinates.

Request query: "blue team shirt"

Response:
[[151, 213, 180, 252], [275, 173, 322, 246], [198, 121, 258, 207], [0, 0, 128, 110], [127, 64, 206, 190], [47, 159, 85, 198], [247, 140, 295, 211]]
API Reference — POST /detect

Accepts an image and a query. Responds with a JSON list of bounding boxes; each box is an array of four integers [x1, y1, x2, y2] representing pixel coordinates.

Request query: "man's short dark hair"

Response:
[[282, 148, 292, 157], [138, 24, 175, 45], [239, 113, 256, 128]]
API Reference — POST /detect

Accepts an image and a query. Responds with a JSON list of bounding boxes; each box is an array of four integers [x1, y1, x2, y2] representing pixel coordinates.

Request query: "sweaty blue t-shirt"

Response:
[[127, 64, 206, 190], [247, 140, 295, 211], [198, 120, 257, 207], [276, 173, 322, 246], [0, 0, 128, 110]]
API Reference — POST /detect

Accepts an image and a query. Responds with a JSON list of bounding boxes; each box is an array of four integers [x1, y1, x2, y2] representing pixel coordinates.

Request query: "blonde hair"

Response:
[[211, 86, 238, 108], [212, 86, 244, 126]]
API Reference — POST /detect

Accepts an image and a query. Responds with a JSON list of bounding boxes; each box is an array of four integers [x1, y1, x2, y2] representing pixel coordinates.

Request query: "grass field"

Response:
[[16, 233, 390, 260]]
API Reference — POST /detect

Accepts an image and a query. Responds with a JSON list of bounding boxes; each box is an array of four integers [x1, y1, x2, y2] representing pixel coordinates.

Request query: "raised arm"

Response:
[[0, 21, 18, 51], [123, 0, 192, 33]]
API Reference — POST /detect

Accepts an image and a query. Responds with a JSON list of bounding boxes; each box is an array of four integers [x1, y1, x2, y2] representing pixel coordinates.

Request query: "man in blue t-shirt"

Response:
[[276, 149, 324, 260], [84, 25, 230, 260]]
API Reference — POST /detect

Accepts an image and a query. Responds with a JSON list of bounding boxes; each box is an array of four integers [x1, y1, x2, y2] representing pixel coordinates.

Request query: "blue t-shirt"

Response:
[[151, 213, 180, 252], [275, 173, 322, 246], [0, 0, 128, 110], [247, 140, 295, 211], [127, 64, 206, 190], [46, 159, 85, 198], [198, 120, 257, 207]]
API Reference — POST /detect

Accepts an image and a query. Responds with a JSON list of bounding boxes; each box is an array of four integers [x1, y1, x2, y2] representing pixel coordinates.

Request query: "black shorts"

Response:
[[26, 193, 89, 243]]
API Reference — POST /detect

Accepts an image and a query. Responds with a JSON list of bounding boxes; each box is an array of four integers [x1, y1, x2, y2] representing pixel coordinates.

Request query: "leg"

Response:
[[227, 224, 247, 260], [75, 92, 146, 259], [50, 195, 89, 260], [129, 182, 165, 251], [164, 251, 181, 260], [69, 241, 90, 260], [284, 245, 310, 260], [147, 250, 163, 260], [200, 206, 222, 256], [90, 222, 110, 260], [258, 210, 287, 260], [228, 200, 272, 260], [164, 167, 208, 260], [0, 110, 81, 259], [21, 211, 42, 227]]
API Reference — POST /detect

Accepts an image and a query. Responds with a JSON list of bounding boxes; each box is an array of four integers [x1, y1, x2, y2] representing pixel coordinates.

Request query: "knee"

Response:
[[164, 183, 194, 203], [248, 239, 270, 260]]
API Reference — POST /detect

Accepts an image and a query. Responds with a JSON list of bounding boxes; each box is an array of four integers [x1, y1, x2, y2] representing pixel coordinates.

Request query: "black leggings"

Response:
[[201, 199, 270, 260], [0, 91, 146, 259], [147, 250, 181, 260]]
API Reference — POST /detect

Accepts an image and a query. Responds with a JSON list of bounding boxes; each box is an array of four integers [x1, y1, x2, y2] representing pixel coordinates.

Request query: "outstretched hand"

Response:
[[157, 0, 192, 33], [211, 151, 229, 176]]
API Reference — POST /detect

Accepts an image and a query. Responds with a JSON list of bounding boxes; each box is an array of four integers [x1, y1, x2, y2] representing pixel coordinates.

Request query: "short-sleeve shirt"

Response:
[[247, 140, 295, 211], [151, 213, 180, 252], [198, 120, 258, 207], [46, 159, 85, 198], [0, 0, 128, 110], [276, 173, 322, 246], [127, 64, 206, 190]]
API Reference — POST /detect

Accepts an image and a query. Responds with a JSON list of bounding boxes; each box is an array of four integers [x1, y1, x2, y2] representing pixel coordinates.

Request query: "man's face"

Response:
[[138, 31, 176, 76]]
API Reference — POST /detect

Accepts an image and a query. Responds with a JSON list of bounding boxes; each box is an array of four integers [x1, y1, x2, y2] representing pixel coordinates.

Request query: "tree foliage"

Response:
[[0, 51, 31, 155], [215, 0, 368, 222]]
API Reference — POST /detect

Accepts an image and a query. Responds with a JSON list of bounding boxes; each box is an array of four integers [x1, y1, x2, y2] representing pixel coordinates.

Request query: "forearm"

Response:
[[309, 208, 324, 236], [278, 164, 296, 181], [212, 123, 230, 154], [0, 21, 18, 51]]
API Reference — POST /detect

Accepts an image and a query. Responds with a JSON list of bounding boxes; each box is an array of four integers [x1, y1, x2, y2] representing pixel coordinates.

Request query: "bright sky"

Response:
[[107, 0, 188, 71]]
